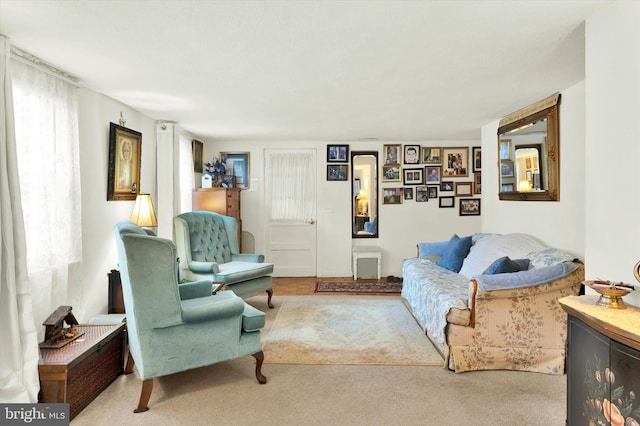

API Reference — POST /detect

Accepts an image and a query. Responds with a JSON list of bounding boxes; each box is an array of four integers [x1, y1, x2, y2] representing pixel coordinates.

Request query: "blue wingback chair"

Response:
[[114, 221, 267, 413], [174, 211, 274, 308]]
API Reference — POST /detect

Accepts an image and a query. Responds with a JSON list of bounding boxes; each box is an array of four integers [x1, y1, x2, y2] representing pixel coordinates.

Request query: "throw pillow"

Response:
[[436, 234, 472, 273], [482, 256, 530, 275]]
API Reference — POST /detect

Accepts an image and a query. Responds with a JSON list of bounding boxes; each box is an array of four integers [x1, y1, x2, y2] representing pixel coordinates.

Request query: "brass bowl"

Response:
[[584, 280, 632, 309]]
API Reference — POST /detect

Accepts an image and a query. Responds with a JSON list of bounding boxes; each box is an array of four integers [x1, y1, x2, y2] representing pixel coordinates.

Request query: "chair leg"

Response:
[[252, 351, 267, 384], [124, 351, 135, 374], [134, 379, 153, 413], [266, 289, 274, 309]]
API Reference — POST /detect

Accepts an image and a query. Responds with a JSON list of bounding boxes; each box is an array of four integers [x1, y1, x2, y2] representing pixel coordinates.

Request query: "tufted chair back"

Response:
[[175, 210, 241, 265]]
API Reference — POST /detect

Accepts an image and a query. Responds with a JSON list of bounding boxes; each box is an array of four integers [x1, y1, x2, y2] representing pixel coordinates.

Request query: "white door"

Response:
[[264, 149, 317, 277]]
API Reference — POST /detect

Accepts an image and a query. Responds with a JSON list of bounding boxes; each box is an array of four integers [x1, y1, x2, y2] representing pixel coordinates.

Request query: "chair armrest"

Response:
[[188, 260, 220, 273], [178, 280, 213, 300], [231, 253, 265, 263], [180, 293, 245, 324]]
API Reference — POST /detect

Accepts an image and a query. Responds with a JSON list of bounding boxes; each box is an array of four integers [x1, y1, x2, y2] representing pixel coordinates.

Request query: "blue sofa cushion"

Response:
[[436, 234, 472, 273], [483, 256, 530, 275], [215, 261, 274, 284]]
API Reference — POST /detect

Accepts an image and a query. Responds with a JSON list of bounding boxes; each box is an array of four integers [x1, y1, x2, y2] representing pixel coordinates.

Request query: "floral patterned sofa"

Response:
[[401, 233, 584, 374]]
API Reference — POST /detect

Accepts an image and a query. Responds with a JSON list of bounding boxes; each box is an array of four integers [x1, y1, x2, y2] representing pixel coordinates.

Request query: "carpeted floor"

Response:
[[315, 280, 402, 293], [262, 296, 442, 365]]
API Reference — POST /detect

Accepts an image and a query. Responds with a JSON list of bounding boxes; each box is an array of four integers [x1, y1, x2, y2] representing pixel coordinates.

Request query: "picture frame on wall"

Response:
[[459, 198, 481, 216], [383, 144, 401, 165], [382, 165, 401, 182], [403, 168, 424, 185], [472, 146, 481, 172], [220, 152, 250, 188], [107, 122, 142, 201], [403, 187, 414, 200], [327, 144, 349, 162], [500, 160, 514, 178], [425, 166, 441, 184], [416, 186, 428, 202], [421, 147, 441, 164], [403, 145, 420, 164], [427, 186, 438, 199], [455, 182, 473, 197], [383, 188, 403, 204], [440, 181, 454, 192], [474, 173, 482, 194], [439, 196, 455, 208], [192, 139, 204, 173], [499, 139, 512, 160], [327, 164, 348, 181], [442, 147, 469, 177]]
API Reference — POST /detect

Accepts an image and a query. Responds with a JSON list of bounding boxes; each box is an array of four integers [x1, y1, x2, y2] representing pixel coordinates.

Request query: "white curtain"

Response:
[[11, 50, 82, 338], [266, 150, 315, 220], [0, 36, 40, 403]]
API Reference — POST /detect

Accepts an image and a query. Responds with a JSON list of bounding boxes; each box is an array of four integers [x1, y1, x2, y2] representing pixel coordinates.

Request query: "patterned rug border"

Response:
[[315, 280, 403, 293]]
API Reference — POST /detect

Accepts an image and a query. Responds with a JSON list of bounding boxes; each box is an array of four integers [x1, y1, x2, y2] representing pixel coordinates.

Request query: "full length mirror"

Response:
[[498, 94, 560, 201], [352, 151, 378, 238]]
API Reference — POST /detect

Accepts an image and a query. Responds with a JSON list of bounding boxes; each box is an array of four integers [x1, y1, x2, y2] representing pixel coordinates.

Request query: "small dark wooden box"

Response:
[[39, 323, 126, 419]]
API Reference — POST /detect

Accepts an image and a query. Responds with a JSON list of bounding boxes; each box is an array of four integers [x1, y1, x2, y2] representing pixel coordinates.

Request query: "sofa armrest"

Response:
[[231, 253, 265, 263], [467, 262, 584, 327], [178, 280, 213, 300], [188, 260, 220, 274]]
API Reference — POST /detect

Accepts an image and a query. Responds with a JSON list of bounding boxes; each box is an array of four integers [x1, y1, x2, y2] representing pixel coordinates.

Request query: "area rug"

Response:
[[315, 280, 402, 293], [262, 296, 442, 366]]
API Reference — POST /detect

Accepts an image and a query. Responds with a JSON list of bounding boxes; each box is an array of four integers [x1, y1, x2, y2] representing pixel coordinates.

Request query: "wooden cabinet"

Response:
[[560, 296, 640, 425], [192, 188, 242, 249]]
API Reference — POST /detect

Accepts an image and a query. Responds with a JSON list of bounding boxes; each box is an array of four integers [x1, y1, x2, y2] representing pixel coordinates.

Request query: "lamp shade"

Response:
[[130, 193, 157, 227]]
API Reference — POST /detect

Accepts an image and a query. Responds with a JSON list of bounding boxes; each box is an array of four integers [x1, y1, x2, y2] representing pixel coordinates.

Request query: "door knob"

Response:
[[306, 219, 316, 224]]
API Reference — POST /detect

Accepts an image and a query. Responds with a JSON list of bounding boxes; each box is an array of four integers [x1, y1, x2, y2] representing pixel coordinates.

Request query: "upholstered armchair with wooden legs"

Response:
[[114, 221, 267, 413]]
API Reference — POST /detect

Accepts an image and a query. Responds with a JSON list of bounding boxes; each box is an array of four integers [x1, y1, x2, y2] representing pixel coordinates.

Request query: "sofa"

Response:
[[401, 233, 584, 374], [174, 211, 274, 308]]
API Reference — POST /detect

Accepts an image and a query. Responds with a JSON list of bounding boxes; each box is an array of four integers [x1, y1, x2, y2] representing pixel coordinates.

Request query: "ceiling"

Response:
[[0, 0, 609, 142]]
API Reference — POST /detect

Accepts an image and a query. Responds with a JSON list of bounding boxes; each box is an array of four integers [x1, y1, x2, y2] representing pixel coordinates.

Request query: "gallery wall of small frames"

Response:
[[327, 144, 481, 216]]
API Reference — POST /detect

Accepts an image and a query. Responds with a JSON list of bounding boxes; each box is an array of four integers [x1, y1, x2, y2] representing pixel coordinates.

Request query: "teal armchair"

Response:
[[174, 211, 274, 308], [114, 221, 267, 413]]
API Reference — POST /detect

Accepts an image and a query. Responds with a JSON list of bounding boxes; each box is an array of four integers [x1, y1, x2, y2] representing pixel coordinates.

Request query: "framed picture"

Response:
[[403, 168, 424, 185], [403, 145, 420, 164], [500, 160, 514, 178], [459, 198, 481, 216], [439, 196, 455, 208], [472, 146, 481, 172], [107, 122, 141, 201], [403, 187, 414, 201], [383, 144, 401, 165], [220, 152, 250, 188], [382, 165, 401, 182], [425, 166, 441, 184], [416, 186, 429, 202], [327, 144, 349, 162], [383, 188, 403, 204], [192, 139, 204, 173], [501, 183, 515, 192], [474, 173, 482, 194], [440, 181, 454, 192], [442, 147, 469, 177], [327, 164, 348, 181], [499, 139, 512, 161], [455, 182, 473, 196], [427, 185, 438, 199], [421, 147, 441, 164]]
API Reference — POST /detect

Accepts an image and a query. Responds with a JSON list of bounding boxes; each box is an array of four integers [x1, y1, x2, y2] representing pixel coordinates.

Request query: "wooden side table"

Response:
[[39, 323, 126, 419], [352, 246, 382, 280]]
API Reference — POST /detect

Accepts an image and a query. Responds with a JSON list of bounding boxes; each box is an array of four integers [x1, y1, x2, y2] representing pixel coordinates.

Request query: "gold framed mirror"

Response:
[[351, 151, 378, 238], [498, 94, 560, 201]]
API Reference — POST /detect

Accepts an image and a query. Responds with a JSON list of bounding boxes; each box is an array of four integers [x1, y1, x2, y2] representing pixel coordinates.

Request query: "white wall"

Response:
[[584, 1, 640, 307], [78, 88, 157, 321], [480, 81, 586, 260], [207, 140, 481, 278]]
